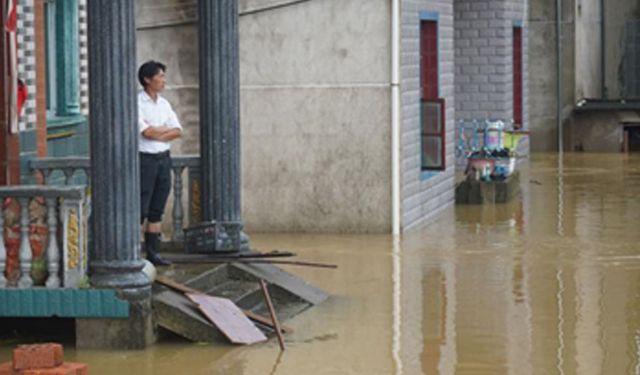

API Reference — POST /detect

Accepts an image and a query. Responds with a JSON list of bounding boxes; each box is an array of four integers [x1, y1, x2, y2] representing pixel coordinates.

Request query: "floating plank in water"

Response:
[[155, 275, 293, 334], [186, 293, 268, 345]]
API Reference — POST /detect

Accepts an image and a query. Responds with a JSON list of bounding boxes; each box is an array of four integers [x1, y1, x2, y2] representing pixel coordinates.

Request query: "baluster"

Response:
[[61, 198, 85, 288], [17, 197, 33, 288], [188, 165, 202, 225], [0, 202, 6, 288], [45, 197, 60, 288], [172, 166, 185, 241], [81, 167, 90, 184], [63, 168, 75, 185], [40, 168, 52, 185]]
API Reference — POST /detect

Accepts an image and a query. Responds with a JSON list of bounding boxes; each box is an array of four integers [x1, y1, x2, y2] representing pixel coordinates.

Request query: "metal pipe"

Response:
[[391, 0, 401, 235], [556, 0, 563, 153]]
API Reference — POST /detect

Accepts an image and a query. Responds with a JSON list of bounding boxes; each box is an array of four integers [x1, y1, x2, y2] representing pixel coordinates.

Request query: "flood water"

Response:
[[2, 153, 640, 374]]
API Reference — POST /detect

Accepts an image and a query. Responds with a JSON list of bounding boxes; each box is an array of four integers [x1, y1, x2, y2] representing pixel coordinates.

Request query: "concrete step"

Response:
[[152, 290, 226, 343], [206, 280, 262, 302]]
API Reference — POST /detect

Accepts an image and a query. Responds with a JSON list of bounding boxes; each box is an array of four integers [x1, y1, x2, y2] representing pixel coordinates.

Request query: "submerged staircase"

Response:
[[152, 262, 328, 343]]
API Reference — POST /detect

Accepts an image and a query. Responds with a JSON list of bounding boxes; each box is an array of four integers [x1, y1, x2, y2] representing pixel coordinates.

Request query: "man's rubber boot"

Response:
[[145, 232, 172, 266]]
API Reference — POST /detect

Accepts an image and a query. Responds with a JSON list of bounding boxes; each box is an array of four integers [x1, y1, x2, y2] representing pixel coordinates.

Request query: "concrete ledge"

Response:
[[76, 298, 155, 350], [0, 289, 129, 318]]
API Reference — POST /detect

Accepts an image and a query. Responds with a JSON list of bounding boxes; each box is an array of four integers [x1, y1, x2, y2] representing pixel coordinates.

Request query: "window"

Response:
[[420, 18, 445, 171], [44, 0, 81, 121], [421, 20, 438, 101], [513, 26, 523, 129], [421, 99, 445, 170], [43, 0, 88, 159]]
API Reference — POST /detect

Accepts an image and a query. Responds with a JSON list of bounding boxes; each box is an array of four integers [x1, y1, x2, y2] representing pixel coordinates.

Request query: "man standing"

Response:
[[138, 60, 182, 266]]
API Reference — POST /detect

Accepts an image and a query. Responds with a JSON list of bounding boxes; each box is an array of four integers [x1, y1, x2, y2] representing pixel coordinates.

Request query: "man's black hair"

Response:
[[138, 60, 167, 87]]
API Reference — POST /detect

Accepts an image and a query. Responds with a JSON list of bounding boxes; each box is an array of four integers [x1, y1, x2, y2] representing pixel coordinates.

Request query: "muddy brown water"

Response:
[[1, 153, 640, 374]]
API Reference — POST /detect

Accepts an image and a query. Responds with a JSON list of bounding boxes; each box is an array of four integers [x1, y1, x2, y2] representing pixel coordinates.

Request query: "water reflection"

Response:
[[400, 153, 639, 374], [1, 153, 639, 374]]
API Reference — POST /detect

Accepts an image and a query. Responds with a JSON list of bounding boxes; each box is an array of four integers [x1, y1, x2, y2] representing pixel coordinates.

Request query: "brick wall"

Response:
[[454, 0, 529, 152], [506, 0, 529, 154], [400, 0, 456, 231]]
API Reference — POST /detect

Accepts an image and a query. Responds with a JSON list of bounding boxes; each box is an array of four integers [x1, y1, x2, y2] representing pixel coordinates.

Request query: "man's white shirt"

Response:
[[138, 90, 182, 153]]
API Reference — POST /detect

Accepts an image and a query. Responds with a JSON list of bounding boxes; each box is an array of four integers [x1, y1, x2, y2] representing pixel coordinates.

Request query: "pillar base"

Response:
[[75, 298, 155, 349]]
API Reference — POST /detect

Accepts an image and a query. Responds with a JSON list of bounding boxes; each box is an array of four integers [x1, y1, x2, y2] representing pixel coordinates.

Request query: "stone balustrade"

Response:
[[0, 186, 88, 288], [29, 155, 201, 241]]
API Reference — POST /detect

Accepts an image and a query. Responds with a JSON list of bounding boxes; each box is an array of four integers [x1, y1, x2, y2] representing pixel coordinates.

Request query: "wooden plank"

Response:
[[153, 290, 226, 342], [165, 250, 295, 261], [156, 276, 199, 294], [155, 276, 293, 334], [186, 293, 268, 345], [260, 280, 285, 351], [167, 258, 338, 269]]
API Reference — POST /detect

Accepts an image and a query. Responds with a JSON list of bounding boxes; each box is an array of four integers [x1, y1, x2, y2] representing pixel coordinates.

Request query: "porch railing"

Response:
[[29, 155, 201, 241], [0, 186, 88, 289]]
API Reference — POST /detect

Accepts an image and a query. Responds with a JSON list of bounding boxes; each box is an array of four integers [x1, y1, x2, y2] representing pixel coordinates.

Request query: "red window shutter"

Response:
[[513, 27, 523, 128], [420, 21, 438, 100]]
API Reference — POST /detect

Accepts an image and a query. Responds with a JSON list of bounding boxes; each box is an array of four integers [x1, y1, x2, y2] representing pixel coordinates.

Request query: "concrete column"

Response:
[[80, 0, 154, 349], [198, 0, 246, 249], [86, 0, 149, 300]]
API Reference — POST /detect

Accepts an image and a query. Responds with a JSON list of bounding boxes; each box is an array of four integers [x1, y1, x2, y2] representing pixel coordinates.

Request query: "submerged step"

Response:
[[153, 290, 226, 343], [205, 280, 262, 302]]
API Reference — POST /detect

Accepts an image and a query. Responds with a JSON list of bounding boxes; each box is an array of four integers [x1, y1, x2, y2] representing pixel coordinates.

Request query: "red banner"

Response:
[[5, 0, 21, 134]]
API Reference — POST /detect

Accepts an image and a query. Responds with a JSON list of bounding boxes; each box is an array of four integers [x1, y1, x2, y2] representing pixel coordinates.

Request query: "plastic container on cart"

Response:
[[484, 120, 504, 150]]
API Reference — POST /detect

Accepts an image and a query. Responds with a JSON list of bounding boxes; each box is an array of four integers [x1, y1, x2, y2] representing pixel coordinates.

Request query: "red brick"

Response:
[[61, 363, 88, 375], [21, 365, 74, 375], [0, 362, 18, 375], [12, 343, 64, 370], [21, 363, 88, 375]]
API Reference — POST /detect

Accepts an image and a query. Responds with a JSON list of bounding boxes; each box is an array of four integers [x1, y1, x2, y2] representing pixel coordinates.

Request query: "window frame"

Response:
[[419, 13, 446, 172], [44, 0, 57, 117], [420, 98, 446, 171]]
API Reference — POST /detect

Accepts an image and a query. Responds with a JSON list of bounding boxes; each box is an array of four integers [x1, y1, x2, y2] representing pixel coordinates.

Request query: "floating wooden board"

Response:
[[155, 275, 293, 333], [186, 293, 268, 345]]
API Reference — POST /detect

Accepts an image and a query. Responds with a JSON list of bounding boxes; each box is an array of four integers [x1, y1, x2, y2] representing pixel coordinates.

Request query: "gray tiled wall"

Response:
[[454, 0, 529, 156], [454, 0, 528, 122], [401, 0, 456, 231]]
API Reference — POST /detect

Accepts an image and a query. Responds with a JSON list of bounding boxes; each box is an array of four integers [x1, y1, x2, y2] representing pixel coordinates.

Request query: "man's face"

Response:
[[146, 69, 166, 92]]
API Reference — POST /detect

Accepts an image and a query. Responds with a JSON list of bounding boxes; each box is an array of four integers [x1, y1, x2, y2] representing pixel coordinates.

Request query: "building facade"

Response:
[[1, 0, 89, 185], [528, 0, 640, 152], [137, 0, 528, 233], [4, 0, 530, 234], [1, 0, 251, 349]]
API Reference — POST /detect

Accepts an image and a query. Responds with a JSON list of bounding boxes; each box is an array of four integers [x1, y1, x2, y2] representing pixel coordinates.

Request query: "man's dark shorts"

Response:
[[140, 151, 172, 224]]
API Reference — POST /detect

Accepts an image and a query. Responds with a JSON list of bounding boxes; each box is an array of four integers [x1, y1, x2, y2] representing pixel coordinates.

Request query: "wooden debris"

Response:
[[186, 293, 267, 345], [167, 258, 338, 269], [166, 250, 295, 260], [155, 276, 293, 334], [260, 280, 285, 351]]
